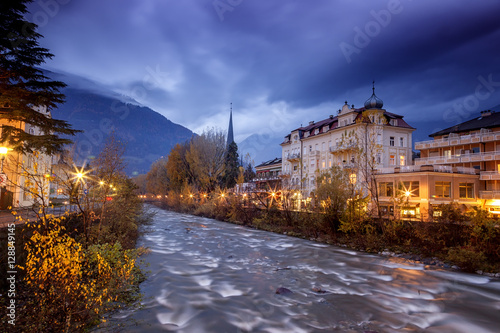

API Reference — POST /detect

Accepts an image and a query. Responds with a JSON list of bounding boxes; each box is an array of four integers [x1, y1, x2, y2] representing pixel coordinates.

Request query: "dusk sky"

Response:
[[27, 0, 500, 157]]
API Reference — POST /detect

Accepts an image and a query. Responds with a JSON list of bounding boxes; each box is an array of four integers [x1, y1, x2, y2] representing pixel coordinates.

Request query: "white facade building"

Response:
[[280, 87, 415, 200]]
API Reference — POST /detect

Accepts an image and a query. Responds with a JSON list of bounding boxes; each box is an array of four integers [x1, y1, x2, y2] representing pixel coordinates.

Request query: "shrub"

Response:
[[447, 246, 487, 273], [19, 217, 144, 332]]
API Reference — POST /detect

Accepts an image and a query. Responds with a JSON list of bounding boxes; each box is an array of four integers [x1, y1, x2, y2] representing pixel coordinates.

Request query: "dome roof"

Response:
[[364, 82, 383, 109]]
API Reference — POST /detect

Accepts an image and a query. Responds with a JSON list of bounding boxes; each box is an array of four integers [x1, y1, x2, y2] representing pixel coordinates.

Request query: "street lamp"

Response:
[[349, 173, 357, 222], [0, 146, 8, 173]]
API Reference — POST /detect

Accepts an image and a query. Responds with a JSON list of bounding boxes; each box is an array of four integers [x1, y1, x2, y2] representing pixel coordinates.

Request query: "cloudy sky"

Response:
[[27, 0, 500, 159]]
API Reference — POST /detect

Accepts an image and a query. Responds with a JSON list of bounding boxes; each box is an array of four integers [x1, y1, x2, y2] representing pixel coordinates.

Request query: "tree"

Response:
[[223, 141, 239, 188], [315, 166, 351, 229], [186, 128, 226, 192], [0, 0, 79, 154], [146, 157, 169, 195], [165, 142, 191, 193]]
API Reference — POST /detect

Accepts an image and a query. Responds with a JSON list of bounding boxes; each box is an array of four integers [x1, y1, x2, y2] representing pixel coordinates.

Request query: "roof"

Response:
[[430, 111, 500, 137], [282, 107, 413, 144], [255, 157, 282, 169]]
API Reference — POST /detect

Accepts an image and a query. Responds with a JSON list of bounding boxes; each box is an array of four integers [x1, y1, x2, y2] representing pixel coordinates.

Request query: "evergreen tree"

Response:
[[0, 0, 79, 154], [223, 141, 239, 188]]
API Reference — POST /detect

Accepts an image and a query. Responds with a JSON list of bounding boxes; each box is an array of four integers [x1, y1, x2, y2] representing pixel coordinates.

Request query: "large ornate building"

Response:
[[280, 86, 415, 205]]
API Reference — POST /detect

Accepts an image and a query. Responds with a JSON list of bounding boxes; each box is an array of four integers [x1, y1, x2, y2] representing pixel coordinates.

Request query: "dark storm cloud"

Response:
[[28, 0, 500, 146]]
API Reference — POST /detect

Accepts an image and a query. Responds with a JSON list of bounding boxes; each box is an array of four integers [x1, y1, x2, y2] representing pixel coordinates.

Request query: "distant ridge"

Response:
[[52, 88, 194, 175]]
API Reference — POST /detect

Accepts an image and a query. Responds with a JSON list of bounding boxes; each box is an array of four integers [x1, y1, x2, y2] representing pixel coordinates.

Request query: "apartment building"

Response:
[[281, 86, 415, 203], [0, 106, 53, 208], [410, 110, 500, 216]]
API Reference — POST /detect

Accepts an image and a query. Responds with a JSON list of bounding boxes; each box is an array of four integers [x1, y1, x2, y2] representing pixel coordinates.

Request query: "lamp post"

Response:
[[349, 173, 357, 222], [0, 146, 8, 174], [404, 190, 411, 221], [0, 147, 8, 209]]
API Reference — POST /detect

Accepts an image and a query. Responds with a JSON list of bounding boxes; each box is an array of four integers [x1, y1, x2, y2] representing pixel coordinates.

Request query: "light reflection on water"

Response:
[[95, 207, 500, 332]]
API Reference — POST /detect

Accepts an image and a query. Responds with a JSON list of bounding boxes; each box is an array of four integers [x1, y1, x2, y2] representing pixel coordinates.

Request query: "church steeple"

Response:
[[227, 103, 234, 146]]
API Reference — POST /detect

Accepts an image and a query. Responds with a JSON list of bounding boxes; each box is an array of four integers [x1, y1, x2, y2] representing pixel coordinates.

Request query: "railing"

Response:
[[286, 153, 301, 160], [252, 176, 281, 182], [415, 150, 500, 164], [480, 171, 500, 180], [400, 165, 420, 173], [456, 166, 479, 175], [376, 165, 478, 175], [433, 165, 453, 173], [480, 190, 500, 199], [329, 142, 357, 153], [414, 130, 496, 149]]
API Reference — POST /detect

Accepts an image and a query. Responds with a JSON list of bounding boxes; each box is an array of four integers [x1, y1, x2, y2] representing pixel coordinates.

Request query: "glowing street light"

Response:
[[0, 146, 8, 173]]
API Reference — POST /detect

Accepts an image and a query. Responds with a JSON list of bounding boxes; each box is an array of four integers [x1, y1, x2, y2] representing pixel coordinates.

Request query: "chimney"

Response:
[[309, 121, 314, 125], [481, 110, 494, 117], [329, 115, 334, 119]]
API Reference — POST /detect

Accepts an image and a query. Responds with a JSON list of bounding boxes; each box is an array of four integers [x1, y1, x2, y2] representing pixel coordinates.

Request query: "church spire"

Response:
[[227, 103, 234, 146]]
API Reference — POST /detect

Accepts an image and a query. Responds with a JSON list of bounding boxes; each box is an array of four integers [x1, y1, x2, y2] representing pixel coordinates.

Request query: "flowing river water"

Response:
[[100, 206, 500, 332]]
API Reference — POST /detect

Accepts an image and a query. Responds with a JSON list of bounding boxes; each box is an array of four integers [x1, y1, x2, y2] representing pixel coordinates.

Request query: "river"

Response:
[[99, 206, 500, 332]]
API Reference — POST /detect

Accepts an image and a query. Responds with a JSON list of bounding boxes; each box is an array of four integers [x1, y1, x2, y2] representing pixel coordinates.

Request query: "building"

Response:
[[253, 158, 282, 193], [388, 111, 500, 219], [0, 106, 53, 208], [280, 86, 415, 206]]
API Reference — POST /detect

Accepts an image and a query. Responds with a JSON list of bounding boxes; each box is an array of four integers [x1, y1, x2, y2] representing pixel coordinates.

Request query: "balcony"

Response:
[[414, 130, 495, 150], [480, 171, 500, 180], [415, 151, 500, 165], [329, 142, 357, 153], [480, 191, 500, 199], [309, 150, 321, 157], [286, 153, 301, 161], [375, 165, 478, 175]]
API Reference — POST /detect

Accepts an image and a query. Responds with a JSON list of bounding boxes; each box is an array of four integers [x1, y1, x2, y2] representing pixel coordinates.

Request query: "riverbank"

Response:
[[0, 200, 152, 331], [93, 206, 500, 333], [150, 198, 500, 276]]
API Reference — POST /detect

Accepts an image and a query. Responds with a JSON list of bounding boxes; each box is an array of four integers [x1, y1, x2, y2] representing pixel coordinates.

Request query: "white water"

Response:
[[97, 206, 500, 332]]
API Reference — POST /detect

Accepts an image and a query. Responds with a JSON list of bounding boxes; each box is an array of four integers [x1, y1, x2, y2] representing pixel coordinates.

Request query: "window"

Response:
[[400, 155, 406, 166], [399, 181, 419, 197], [309, 145, 312, 152], [435, 181, 451, 198], [379, 182, 394, 197], [400, 137, 404, 147], [444, 150, 451, 158], [390, 136, 395, 146], [472, 147, 480, 154], [459, 183, 474, 199], [322, 161, 326, 169], [389, 155, 395, 166]]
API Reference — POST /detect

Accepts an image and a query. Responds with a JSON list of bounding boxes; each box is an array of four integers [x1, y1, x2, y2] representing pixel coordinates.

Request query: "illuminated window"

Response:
[[379, 182, 394, 197], [389, 155, 395, 165], [400, 155, 406, 166], [459, 183, 474, 199], [435, 181, 451, 198], [399, 181, 419, 197]]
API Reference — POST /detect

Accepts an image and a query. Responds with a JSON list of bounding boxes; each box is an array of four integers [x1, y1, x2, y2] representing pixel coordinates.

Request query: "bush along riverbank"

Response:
[[0, 200, 153, 332], [152, 194, 500, 276]]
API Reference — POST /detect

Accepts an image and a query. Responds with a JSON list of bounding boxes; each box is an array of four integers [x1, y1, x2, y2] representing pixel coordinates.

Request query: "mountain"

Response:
[[238, 133, 283, 166], [51, 88, 194, 175]]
